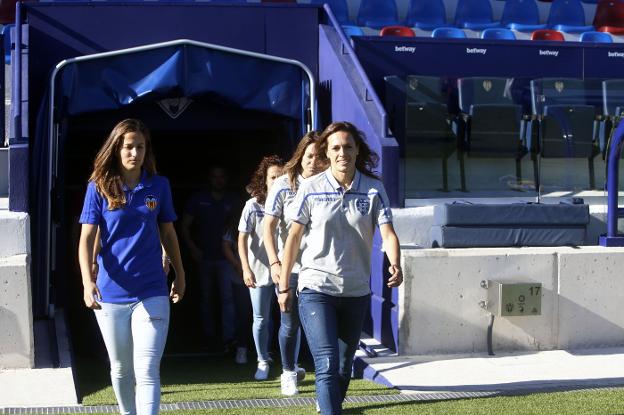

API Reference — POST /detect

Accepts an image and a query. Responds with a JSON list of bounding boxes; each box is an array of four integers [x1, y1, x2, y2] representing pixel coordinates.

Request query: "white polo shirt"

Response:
[[265, 173, 308, 273], [286, 168, 393, 297], [238, 197, 272, 287]]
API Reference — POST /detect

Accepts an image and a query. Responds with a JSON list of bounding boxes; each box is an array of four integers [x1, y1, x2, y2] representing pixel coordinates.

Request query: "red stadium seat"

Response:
[[379, 25, 416, 37], [531, 29, 565, 40], [593, 0, 624, 30], [597, 25, 624, 34]]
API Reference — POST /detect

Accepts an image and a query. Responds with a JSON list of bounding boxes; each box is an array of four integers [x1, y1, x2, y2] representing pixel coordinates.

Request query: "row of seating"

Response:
[[326, 0, 623, 34], [360, 26, 614, 43], [384, 75, 624, 190]]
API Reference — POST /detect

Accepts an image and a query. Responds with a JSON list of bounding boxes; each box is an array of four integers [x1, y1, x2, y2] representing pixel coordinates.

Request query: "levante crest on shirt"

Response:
[[356, 198, 370, 215], [145, 195, 158, 211]]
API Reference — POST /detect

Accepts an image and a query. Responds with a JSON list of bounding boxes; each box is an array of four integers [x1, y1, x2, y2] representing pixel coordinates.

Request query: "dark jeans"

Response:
[[298, 288, 370, 415], [231, 282, 252, 348], [198, 260, 235, 343]]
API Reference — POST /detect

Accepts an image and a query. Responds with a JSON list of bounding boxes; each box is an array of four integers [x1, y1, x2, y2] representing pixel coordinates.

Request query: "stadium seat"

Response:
[[579, 30, 613, 42], [341, 25, 364, 37], [357, 0, 400, 29], [481, 28, 517, 40], [530, 78, 599, 188], [2, 24, 12, 65], [547, 0, 594, 33], [311, 0, 351, 25], [404, 0, 447, 30], [457, 77, 527, 183], [500, 0, 547, 32], [431, 27, 467, 38], [379, 26, 415, 37], [531, 29, 565, 41], [385, 75, 461, 191], [593, 0, 624, 33], [454, 0, 499, 30]]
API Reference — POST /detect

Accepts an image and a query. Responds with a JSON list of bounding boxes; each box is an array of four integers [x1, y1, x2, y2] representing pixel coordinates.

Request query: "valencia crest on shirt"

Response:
[[145, 195, 158, 211], [356, 198, 370, 215]]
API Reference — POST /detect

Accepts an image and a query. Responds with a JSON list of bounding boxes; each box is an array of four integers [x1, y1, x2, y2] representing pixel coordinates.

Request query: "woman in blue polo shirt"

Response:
[[78, 119, 185, 415], [278, 122, 403, 415]]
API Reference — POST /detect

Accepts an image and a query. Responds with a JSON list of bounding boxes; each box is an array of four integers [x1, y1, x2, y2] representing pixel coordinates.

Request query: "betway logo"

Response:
[[539, 50, 559, 57], [395, 46, 416, 53], [466, 47, 487, 55], [608, 51, 624, 58]]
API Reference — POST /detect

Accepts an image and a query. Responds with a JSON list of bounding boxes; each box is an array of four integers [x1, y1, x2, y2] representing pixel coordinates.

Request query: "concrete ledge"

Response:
[[0, 211, 29, 257], [0, 367, 78, 408], [400, 246, 624, 355], [0, 255, 33, 369]]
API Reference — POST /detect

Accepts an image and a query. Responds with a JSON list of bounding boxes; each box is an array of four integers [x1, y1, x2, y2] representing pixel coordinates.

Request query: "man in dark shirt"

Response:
[[181, 165, 239, 350]]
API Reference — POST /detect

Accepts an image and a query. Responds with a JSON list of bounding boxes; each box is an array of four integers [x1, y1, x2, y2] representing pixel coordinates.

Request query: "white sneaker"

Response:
[[254, 360, 270, 380], [315, 400, 320, 413], [295, 365, 306, 382], [235, 347, 247, 364], [280, 370, 299, 396]]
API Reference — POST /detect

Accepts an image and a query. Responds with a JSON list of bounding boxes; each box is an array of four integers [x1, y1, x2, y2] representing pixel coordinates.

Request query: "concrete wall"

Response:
[[399, 246, 624, 355], [0, 210, 32, 368]]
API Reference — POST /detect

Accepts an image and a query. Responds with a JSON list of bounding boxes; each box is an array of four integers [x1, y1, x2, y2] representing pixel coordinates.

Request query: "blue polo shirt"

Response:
[[79, 172, 177, 303]]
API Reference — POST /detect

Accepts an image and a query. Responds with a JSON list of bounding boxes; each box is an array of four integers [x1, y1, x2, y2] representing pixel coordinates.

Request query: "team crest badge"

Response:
[[356, 198, 370, 215], [145, 195, 158, 211], [482, 79, 492, 92]]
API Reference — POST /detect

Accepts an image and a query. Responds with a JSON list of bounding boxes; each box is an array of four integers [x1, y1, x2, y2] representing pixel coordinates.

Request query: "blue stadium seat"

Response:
[[457, 77, 528, 186], [579, 31, 613, 43], [385, 75, 460, 191], [530, 78, 599, 188], [357, 0, 400, 29], [404, 0, 447, 31], [547, 0, 594, 33], [454, 0, 499, 30], [341, 25, 364, 37], [2, 24, 12, 65], [431, 27, 467, 38], [481, 28, 516, 40], [500, 0, 547, 32], [311, 0, 351, 25]]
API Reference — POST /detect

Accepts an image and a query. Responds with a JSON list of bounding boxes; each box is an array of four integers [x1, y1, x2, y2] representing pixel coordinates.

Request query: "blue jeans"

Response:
[[298, 289, 370, 415], [278, 273, 301, 371], [248, 285, 275, 362], [198, 260, 235, 343], [94, 296, 170, 415]]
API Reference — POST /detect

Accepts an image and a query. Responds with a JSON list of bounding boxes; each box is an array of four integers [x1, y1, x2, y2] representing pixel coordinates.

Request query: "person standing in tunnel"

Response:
[[238, 155, 284, 381], [263, 131, 325, 395], [180, 165, 239, 352], [78, 118, 185, 415], [278, 122, 403, 415]]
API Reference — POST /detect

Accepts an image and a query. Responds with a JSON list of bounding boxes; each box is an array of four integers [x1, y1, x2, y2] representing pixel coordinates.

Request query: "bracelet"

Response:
[[278, 287, 291, 294], [270, 260, 282, 267], [163, 256, 171, 263]]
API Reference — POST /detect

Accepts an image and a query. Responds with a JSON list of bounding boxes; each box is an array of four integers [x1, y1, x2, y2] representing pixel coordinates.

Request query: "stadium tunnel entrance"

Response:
[[32, 40, 315, 356]]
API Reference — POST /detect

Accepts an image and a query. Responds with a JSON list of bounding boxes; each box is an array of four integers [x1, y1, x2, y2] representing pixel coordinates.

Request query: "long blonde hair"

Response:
[[283, 131, 321, 192], [89, 119, 156, 210]]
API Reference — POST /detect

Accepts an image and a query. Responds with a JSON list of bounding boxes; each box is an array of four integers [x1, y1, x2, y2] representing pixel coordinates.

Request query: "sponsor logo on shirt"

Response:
[[145, 195, 158, 211], [356, 198, 370, 215]]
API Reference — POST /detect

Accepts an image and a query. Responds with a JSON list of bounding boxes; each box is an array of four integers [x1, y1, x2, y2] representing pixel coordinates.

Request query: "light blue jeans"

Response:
[[278, 273, 301, 371], [94, 296, 170, 415], [248, 285, 275, 362]]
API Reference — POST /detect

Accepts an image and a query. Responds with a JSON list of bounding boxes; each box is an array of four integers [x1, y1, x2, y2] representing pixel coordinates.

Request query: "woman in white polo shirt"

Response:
[[278, 121, 403, 415], [238, 155, 284, 381]]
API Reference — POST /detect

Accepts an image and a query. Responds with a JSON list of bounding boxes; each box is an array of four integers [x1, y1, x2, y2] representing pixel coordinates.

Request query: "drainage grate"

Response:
[[2, 387, 623, 414]]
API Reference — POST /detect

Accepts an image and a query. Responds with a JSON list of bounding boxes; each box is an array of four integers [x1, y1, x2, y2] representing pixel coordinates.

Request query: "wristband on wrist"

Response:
[[270, 260, 281, 267], [278, 287, 291, 294]]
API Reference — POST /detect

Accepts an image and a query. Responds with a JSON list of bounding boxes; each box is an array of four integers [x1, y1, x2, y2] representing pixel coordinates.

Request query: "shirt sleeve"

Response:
[[373, 183, 393, 227], [158, 177, 177, 223], [285, 182, 311, 226], [238, 199, 255, 233], [79, 182, 103, 225], [265, 178, 288, 218]]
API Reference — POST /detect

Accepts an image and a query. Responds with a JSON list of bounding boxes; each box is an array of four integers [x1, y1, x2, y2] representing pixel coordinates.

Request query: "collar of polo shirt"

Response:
[[121, 169, 153, 192], [324, 168, 362, 192]]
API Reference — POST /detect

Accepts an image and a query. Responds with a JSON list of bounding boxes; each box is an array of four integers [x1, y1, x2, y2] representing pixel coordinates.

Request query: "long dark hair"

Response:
[[89, 119, 156, 210], [317, 121, 380, 180], [283, 130, 321, 192], [247, 155, 285, 205]]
